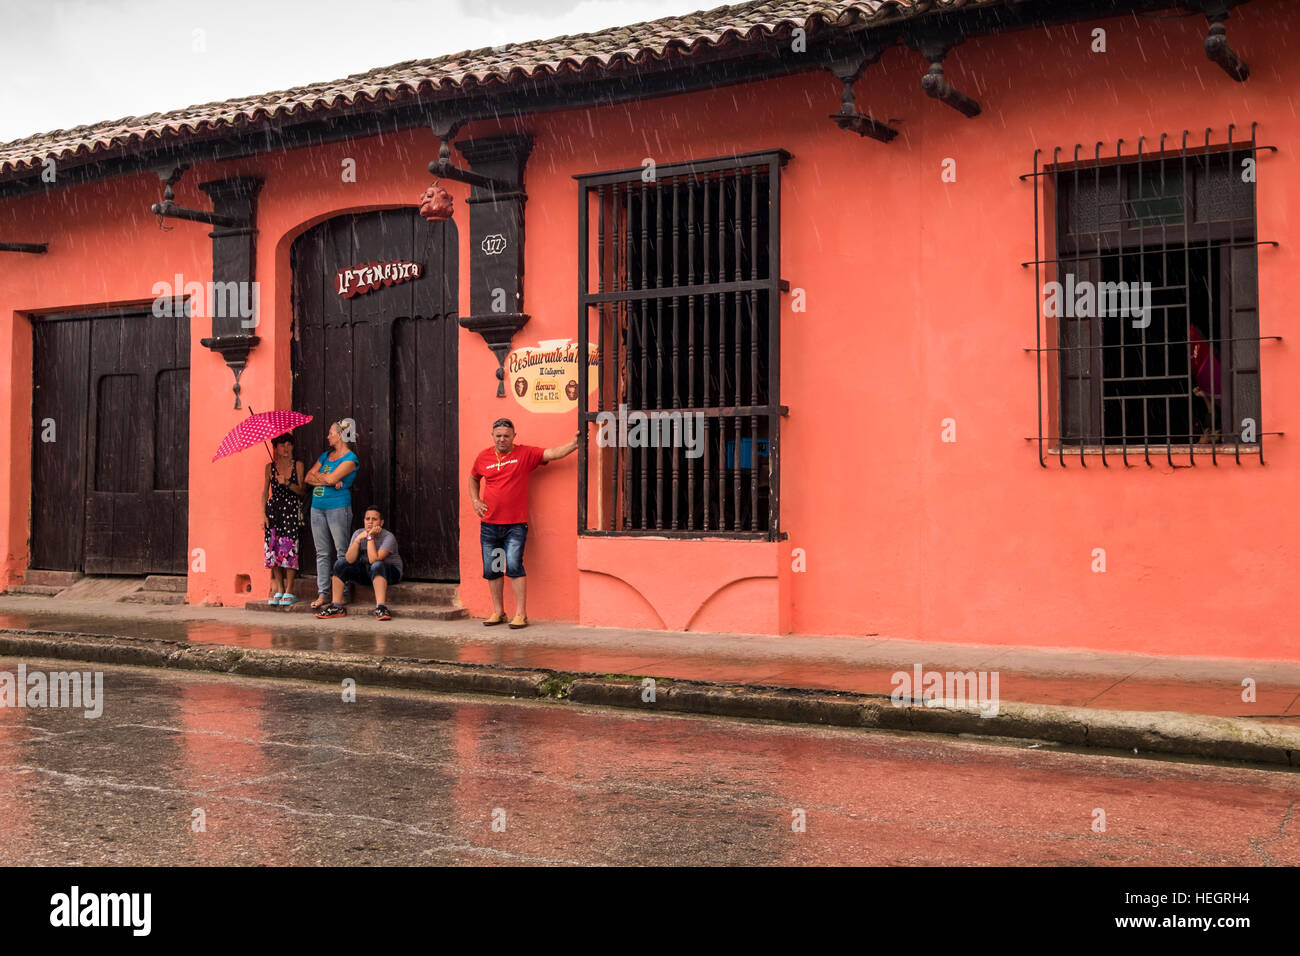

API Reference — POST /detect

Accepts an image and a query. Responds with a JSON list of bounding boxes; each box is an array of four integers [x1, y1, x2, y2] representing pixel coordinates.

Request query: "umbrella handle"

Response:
[[246, 404, 275, 462]]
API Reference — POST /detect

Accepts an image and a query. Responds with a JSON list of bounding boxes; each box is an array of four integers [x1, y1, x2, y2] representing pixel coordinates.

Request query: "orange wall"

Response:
[[0, 1, 1296, 658]]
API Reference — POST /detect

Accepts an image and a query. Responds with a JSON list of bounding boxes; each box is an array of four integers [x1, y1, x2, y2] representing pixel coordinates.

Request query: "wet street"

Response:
[[0, 657, 1296, 866]]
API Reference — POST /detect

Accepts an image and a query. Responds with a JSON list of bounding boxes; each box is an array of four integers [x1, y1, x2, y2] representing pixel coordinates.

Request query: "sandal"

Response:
[[483, 612, 507, 626], [269, 593, 285, 605], [280, 594, 298, 608], [310, 595, 329, 609], [508, 615, 528, 629]]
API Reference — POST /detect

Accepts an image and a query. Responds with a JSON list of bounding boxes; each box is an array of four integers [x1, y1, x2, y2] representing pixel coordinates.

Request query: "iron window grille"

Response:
[[576, 150, 789, 537], [1024, 125, 1280, 466]]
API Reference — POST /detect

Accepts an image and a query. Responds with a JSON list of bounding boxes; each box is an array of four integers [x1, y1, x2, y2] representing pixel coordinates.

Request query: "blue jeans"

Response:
[[332, 558, 403, 588], [480, 522, 528, 579], [311, 505, 352, 596]]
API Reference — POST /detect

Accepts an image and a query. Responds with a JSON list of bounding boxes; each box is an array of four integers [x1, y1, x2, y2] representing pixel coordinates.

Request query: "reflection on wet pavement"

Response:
[[1, 661, 1296, 866], [1, 603, 1297, 724]]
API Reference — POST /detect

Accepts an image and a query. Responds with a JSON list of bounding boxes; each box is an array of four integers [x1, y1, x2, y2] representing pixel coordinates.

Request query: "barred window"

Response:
[[1031, 129, 1273, 464], [576, 151, 788, 537]]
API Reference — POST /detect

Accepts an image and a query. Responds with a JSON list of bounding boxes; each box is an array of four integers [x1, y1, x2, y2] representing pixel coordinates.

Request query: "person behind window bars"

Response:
[[1188, 322, 1224, 445], [467, 418, 582, 629]]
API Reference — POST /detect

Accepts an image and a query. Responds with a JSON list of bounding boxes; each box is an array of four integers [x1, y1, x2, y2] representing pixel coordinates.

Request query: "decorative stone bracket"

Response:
[[450, 132, 533, 396], [195, 176, 262, 408], [458, 313, 529, 397]]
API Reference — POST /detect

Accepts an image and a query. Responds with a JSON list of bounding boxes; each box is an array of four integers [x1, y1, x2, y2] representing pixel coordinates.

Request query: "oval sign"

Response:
[[506, 339, 599, 413]]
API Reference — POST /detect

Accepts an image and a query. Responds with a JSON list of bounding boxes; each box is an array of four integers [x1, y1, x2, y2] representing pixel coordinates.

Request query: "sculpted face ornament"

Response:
[[418, 181, 454, 221]]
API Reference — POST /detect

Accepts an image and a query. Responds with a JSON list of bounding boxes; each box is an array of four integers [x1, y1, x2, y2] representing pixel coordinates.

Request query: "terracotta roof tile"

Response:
[[0, 0, 1005, 177]]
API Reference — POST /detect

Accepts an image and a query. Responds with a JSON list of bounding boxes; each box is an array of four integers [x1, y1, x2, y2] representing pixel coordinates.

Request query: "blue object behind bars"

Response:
[[726, 438, 770, 469]]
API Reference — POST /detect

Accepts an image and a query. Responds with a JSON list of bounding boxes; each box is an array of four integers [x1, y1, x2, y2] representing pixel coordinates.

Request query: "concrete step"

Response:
[[61, 577, 152, 602], [143, 575, 187, 593], [6, 584, 65, 597], [286, 578, 460, 606], [23, 569, 83, 588], [119, 591, 186, 606], [246, 599, 466, 620]]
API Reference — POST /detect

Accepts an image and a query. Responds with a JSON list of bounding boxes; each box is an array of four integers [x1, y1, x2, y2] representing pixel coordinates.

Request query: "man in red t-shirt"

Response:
[[468, 417, 580, 628]]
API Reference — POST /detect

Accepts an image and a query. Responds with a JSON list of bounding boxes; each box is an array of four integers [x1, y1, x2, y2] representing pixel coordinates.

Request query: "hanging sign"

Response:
[[507, 338, 599, 413], [336, 260, 423, 298]]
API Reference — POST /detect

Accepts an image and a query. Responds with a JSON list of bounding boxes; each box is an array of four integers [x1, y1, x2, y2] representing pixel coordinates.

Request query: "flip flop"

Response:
[[280, 594, 298, 607], [269, 593, 285, 605], [310, 595, 329, 609]]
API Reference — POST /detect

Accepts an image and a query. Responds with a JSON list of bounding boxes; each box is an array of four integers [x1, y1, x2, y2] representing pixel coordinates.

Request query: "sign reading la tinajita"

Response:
[[336, 260, 423, 298]]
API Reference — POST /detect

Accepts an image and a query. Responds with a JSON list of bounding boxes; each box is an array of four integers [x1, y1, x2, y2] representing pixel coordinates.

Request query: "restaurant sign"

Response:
[[335, 260, 423, 298], [507, 338, 599, 413]]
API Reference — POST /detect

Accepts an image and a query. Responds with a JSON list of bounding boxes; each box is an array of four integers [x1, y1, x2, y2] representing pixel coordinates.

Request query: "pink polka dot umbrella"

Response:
[[212, 409, 313, 462]]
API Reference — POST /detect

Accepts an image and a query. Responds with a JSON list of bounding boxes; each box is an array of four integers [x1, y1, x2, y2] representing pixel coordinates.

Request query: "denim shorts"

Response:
[[332, 557, 402, 587], [480, 522, 528, 579]]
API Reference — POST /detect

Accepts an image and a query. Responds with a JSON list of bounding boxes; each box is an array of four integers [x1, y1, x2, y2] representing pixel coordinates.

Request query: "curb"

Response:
[[0, 628, 550, 699], [1, 628, 1296, 767]]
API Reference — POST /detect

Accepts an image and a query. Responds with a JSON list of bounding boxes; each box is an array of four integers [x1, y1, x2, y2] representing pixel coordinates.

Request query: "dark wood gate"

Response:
[[31, 305, 190, 574], [291, 209, 459, 580]]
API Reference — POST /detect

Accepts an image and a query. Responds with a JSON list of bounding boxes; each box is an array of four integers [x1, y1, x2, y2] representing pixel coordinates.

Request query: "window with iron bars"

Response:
[[575, 151, 788, 537], [1030, 127, 1275, 465]]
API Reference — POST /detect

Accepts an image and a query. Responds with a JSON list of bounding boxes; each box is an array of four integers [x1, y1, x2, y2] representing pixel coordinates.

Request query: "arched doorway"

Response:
[[290, 208, 458, 580]]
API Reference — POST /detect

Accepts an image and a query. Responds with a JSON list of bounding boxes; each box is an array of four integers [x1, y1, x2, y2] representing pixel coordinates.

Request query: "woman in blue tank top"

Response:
[[304, 420, 359, 608]]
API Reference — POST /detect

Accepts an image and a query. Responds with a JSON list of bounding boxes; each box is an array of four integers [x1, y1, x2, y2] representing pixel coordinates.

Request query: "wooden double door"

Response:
[[291, 209, 459, 580], [31, 306, 190, 574]]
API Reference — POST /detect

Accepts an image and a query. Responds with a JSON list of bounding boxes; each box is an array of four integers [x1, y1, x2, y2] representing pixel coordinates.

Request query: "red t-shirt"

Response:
[[471, 444, 546, 524]]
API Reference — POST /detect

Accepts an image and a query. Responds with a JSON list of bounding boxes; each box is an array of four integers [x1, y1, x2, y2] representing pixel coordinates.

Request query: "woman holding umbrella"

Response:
[[304, 420, 360, 609], [262, 434, 306, 605]]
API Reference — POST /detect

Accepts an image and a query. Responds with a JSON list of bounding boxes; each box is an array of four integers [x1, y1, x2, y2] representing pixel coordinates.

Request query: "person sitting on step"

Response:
[[315, 505, 402, 621]]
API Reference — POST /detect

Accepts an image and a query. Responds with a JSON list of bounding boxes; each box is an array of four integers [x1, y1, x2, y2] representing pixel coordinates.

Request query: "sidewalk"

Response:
[[1, 594, 1297, 764]]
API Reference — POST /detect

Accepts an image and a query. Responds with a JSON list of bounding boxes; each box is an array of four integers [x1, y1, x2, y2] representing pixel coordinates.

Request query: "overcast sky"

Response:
[[0, 0, 715, 143]]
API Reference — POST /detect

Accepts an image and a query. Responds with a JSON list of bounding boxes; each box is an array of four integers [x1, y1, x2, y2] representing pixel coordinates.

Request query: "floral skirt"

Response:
[[264, 528, 300, 570]]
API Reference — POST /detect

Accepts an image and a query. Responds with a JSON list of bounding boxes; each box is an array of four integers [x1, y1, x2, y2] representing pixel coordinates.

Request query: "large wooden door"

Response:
[[31, 319, 90, 570], [291, 209, 459, 580], [31, 306, 189, 574]]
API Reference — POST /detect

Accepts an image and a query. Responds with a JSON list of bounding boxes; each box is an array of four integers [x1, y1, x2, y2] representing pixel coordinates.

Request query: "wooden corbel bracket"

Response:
[[825, 45, 898, 143], [911, 38, 982, 118], [428, 120, 518, 195], [150, 165, 251, 229], [1200, 2, 1249, 82]]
